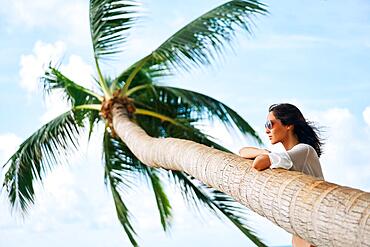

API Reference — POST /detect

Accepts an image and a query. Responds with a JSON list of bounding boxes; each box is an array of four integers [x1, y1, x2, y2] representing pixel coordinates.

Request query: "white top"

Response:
[[268, 142, 324, 179]]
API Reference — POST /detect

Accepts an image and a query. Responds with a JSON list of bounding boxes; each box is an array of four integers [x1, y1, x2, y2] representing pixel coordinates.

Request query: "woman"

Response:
[[239, 103, 324, 247]]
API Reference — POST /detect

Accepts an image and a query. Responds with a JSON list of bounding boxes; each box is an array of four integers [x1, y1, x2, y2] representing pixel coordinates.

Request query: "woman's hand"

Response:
[[239, 147, 269, 159]]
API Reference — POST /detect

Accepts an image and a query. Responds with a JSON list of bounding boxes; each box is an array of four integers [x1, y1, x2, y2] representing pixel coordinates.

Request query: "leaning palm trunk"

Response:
[[112, 104, 370, 247]]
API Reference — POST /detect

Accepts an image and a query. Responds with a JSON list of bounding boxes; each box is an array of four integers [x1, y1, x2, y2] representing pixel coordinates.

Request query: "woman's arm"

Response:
[[252, 154, 271, 171], [239, 147, 269, 159], [239, 147, 271, 171]]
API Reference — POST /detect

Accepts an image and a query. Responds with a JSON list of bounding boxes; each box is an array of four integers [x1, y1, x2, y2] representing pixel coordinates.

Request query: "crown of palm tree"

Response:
[[2, 1, 268, 246]]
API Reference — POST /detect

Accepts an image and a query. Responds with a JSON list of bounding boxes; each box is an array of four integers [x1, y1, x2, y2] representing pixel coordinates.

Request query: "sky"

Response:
[[0, 0, 370, 246]]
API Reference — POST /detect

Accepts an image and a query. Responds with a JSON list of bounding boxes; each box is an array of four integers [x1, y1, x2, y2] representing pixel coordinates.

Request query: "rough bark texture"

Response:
[[112, 105, 370, 247]]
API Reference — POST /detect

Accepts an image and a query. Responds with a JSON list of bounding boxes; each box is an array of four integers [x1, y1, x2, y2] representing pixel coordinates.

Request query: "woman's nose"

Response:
[[265, 128, 270, 134]]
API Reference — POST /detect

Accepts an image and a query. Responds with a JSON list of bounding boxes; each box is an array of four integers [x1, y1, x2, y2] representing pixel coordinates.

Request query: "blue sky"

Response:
[[1, 0, 370, 246]]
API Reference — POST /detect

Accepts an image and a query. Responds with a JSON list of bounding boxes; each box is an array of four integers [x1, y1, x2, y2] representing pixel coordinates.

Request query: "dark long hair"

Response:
[[269, 103, 323, 157]]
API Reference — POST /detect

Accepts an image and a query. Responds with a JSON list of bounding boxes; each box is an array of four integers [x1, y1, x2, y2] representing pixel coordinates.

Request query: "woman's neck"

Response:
[[282, 133, 299, 151]]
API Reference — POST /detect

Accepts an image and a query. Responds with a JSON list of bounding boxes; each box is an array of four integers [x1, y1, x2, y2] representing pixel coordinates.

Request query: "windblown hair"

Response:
[[269, 103, 323, 157]]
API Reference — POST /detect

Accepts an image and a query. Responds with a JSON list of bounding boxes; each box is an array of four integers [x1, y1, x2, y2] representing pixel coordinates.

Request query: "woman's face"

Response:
[[265, 111, 290, 144]]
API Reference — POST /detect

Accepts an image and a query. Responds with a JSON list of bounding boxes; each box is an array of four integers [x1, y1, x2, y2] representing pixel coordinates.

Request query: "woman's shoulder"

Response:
[[292, 143, 318, 157], [293, 143, 311, 149]]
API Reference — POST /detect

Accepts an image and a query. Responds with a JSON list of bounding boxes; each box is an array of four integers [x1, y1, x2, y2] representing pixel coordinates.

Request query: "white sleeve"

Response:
[[286, 144, 311, 172], [268, 142, 293, 170]]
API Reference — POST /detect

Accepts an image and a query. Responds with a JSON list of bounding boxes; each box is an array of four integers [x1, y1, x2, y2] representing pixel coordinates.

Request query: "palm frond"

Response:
[[135, 108, 181, 126], [211, 190, 267, 246], [103, 130, 173, 235], [87, 108, 101, 140], [169, 172, 266, 247], [133, 88, 264, 245], [134, 0, 267, 76], [112, 62, 168, 92], [103, 130, 139, 246], [134, 110, 231, 161], [118, 100, 264, 244], [42, 66, 102, 135], [2, 111, 80, 212], [114, 0, 267, 88], [163, 120, 231, 152], [90, 0, 141, 59], [134, 85, 261, 144], [142, 167, 172, 231], [43, 65, 102, 102]]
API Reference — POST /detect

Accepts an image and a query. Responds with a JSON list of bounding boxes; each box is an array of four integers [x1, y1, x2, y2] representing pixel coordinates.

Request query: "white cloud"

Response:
[[309, 108, 370, 191], [19, 41, 66, 93], [0, 131, 106, 233], [39, 56, 95, 123], [2, 0, 90, 44], [18, 40, 95, 123], [363, 106, 370, 127], [33, 165, 82, 223], [13, 40, 101, 233], [0, 133, 22, 162], [60, 55, 95, 90], [39, 92, 70, 125], [0, 133, 22, 229], [0, 133, 22, 183]]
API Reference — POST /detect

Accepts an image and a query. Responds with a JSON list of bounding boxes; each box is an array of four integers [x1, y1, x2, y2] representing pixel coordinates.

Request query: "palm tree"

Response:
[[2, 0, 269, 246], [4, 1, 369, 246], [112, 105, 370, 246]]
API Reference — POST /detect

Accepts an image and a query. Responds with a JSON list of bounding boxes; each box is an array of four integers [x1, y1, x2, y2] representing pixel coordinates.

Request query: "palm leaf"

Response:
[[113, 0, 267, 90], [90, 0, 141, 59], [211, 190, 266, 246], [103, 130, 142, 187], [133, 90, 265, 245], [134, 102, 229, 151], [142, 167, 172, 231], [103, 130, 139, 246], [2, 111, 80, 212], [112, 63, 167, 92], [128, 0, 267, 79], [133, 85, 261, 144], [160, 86, 261, 142], [135, 111, 231, 158], [103, 130, 173, 236], [130, 105, 266, 244], [43, 65, 102, 103], [42, 66, 102, 136], [169, 172, 266, 247], [163, 120, 230, 152]]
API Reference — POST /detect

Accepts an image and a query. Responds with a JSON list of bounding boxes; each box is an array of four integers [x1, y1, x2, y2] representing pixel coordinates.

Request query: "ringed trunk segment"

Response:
[[112, 104, 370, 247]]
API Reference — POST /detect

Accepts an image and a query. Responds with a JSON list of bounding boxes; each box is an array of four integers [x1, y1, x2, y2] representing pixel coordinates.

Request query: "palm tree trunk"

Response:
[[112, 104, 370, 247]]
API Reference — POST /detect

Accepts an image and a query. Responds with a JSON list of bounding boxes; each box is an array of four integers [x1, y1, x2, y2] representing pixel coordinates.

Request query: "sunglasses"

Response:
[[265, 120, 273, 130]]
